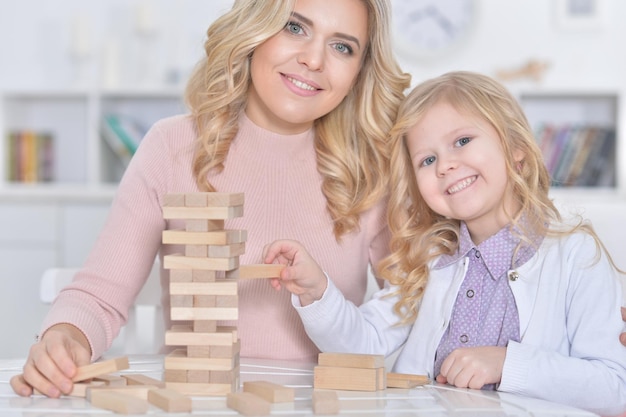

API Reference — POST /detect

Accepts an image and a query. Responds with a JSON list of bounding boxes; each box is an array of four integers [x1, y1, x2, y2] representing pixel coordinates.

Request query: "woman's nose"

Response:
[[297, 42, 324, 72]]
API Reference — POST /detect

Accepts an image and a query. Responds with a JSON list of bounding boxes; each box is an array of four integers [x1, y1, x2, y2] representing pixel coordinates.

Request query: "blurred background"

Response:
[[0, 0, 624, 358]]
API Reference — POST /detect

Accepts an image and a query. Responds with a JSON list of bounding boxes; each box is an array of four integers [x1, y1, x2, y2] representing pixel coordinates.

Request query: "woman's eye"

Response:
[[285, 21, 304, 35], [455, 136, 471, 147], [334, 43, 354, 55], [421, 156, 436, 167]]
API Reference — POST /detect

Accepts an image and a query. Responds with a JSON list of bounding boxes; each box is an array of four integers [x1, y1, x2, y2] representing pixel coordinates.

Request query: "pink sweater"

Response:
[[43, 113, 390, 362]]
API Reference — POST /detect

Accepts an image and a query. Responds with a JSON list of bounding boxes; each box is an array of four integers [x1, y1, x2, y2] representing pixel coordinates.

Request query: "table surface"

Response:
[[0, 355, 598, 416]]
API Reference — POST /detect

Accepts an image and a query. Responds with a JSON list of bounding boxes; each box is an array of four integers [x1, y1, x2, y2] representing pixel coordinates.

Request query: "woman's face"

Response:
[[246, 0, 369, 134]]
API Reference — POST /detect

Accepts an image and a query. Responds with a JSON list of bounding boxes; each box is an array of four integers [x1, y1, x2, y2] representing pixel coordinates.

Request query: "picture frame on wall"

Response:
[[555, 0, 607, 30]]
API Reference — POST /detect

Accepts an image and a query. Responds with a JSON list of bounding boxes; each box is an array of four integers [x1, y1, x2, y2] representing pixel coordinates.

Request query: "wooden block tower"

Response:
[[161, 192, 246, 396]]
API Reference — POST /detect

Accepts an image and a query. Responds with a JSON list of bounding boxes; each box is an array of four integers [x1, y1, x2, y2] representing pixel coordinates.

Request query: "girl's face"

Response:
[[246, 0, 369, 134], [406, 101, 521, 244]]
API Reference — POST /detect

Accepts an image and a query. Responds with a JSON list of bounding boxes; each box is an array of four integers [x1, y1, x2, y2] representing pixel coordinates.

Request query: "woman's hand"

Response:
[[263, 239, 328, 306], [10, 323, 91, 398]]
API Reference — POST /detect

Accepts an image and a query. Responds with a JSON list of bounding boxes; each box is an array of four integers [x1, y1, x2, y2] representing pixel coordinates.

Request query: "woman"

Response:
[[11, 0, 410, 398]]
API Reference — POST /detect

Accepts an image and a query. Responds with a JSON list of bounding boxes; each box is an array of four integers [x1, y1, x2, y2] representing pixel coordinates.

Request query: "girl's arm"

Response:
[[264, 239, 410, 356], [500, 234, 626, 416]]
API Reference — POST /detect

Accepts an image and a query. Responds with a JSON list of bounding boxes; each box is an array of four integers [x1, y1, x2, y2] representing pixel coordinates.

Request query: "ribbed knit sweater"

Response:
[[42, 112, 390, 362]]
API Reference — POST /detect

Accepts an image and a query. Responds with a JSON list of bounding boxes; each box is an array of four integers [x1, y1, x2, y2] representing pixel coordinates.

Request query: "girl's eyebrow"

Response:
[[290, 12, 362, 50]]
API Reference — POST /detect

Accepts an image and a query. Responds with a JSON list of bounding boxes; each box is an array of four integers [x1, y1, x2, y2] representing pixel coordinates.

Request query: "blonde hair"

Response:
[[185, 0, 410, 238], [377, 71, 621, 323]]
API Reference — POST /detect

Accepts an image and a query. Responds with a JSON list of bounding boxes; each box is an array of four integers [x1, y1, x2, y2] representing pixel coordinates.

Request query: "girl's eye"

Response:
[[455, 136, 471, 147], [421, 156, 436, 167], [333, 42, 354, 55], [285, 21, 304, 35]]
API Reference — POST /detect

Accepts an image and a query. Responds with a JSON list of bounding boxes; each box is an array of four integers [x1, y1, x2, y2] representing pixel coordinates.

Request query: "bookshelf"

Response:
[[518, 91, 622, 197], [0, 88, 186, 197]]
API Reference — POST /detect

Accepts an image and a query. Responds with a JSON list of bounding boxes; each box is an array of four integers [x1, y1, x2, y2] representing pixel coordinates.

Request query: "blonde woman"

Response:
[[12, 0, 410, 398], [265, 71, 626, 416]]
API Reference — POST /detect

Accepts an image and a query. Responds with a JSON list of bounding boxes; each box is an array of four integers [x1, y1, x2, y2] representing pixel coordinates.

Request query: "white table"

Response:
[[0, 355, 598, 416]]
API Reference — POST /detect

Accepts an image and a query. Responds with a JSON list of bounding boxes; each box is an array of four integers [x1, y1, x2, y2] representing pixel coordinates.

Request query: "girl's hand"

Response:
[[263, 239, 327, 306], [10, 323, 91, 398], [436, 346, 506, 389]]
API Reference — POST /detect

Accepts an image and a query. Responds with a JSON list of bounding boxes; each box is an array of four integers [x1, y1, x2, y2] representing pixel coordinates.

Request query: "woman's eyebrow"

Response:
[[290, 12, 362, 49]]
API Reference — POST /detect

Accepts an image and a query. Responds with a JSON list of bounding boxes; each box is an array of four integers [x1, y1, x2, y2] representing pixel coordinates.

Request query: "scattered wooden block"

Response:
[[123, 373, 166, 388], [314, 365, 383, 391], [72, 357, 130, 382], [226, 264, 285, 279], [93, 374, 127, 386], [318, 352, 385, 369], [148, 388, 192, 413], [243, 380, 294, 403], [386, 372, 430, 388], [86, 385, 160, 400], [89, 390, 149, 414], [312, 390, 340, 415], [226, 392, 271, 416]]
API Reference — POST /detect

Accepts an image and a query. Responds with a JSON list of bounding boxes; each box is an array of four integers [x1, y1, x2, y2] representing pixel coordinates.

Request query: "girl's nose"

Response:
[[437, 156, 457, 177]]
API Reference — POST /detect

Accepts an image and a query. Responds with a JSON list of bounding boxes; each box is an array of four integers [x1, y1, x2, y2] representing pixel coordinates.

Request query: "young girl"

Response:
[[264, 71, 626, 416]]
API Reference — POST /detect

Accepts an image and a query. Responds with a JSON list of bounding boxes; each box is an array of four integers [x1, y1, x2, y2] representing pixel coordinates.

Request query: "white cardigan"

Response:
[[296, 232, 626, 416]]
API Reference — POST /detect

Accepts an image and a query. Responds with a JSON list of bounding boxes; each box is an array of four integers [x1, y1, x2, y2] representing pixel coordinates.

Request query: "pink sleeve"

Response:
[[41, 122, 172, 360]]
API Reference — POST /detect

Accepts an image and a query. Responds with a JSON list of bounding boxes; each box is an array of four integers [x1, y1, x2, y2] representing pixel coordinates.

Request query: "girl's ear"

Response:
[[513, 148, 526, 164]]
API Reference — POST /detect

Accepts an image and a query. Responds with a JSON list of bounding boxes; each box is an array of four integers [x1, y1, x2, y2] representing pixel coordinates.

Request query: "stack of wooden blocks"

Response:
[[313, 352, 386, 392], [161, 192, 245, 396]]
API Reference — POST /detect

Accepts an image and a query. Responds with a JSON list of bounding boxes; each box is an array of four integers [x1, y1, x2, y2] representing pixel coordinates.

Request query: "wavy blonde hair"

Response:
[[377, 71, 621, 323], [185, 0, 410, 239]]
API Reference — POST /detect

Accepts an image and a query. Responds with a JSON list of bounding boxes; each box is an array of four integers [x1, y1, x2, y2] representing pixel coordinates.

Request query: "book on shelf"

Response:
[[100, 114, 147, 165], [5, 130, 54, 183], [534, 124, 615, 187]]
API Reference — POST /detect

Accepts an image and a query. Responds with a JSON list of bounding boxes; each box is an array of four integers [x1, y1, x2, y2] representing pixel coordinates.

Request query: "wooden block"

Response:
[[210, 366, 240, 384], [226, 264, 284, 279], [210, 339, 241, 358], [164, 254, 239, 271], [164, 369, 187, 383], [185, 219, 225, 232], [377, 367, 386, 390], [73, 357, 130, 382], [170, 294, 193, 308], [123, 374, 166, 388], [162, 205, 243, 220], [185, 244, 208, 257], [93, 374, 127, 386], [163, 229, 247, 245], [194, 294, 216, 307], [226, 392, 271, 416], [165, 327, 237, 346], [193, 320, 217, 333], [164, 349, 236, 371], [243, 380, 295, 403], [192, 269, 217, 282], [312, 390, 340, 415], [318, 352, 385, 369], [89, 390, 149, 414], [170, 281, 238, 296], [169, 268, 192, 282], [313, 366, 381, 391], [187, 370, 210, 383], [386, 372, 430, 388], [64, 381, 106, 397], [166, 381, 235, 396], [171, 306, 238, 321], [86, 385, 160, 400], [148, 388, 192, 413]]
